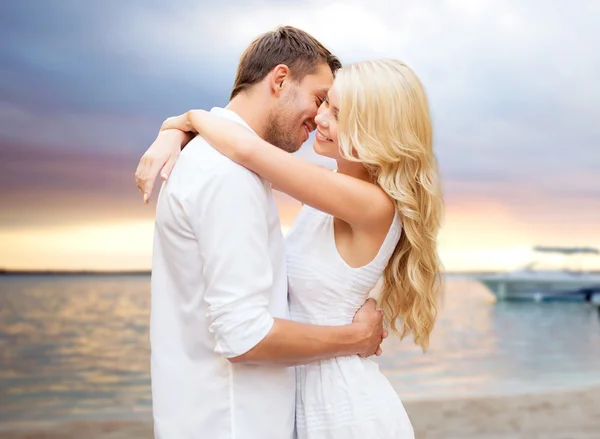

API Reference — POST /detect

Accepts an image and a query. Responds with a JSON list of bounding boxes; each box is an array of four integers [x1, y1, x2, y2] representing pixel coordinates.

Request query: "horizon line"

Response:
[[0, 268, 499, 276]]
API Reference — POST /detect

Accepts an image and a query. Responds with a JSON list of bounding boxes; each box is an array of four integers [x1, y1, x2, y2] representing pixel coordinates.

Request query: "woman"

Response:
[[137, 59, 443, 438]]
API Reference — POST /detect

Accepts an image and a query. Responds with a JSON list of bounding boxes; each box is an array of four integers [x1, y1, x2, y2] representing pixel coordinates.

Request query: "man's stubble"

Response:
[[264, 89, 303, 154]]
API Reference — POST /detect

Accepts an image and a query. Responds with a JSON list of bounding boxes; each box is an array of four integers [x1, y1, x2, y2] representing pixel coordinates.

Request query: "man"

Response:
[[137, 26, 385, 439]]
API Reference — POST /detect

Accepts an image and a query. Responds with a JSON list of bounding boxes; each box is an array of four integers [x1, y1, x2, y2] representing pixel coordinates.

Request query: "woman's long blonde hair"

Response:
[[335, 59, 443, 350]]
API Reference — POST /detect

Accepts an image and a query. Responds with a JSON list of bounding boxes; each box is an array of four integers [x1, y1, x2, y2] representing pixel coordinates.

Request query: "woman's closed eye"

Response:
[[323, 96, 338, 120]]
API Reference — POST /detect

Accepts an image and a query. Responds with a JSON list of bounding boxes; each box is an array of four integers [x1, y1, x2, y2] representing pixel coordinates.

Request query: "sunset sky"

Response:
[[1, 0, 599, 272]]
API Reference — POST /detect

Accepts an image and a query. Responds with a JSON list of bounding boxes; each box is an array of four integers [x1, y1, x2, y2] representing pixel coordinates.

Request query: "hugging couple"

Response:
[[135, 25, 443, 439]]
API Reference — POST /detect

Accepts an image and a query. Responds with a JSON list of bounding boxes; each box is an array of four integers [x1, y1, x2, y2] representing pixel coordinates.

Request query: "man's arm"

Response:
[[231, 299, 383, 366], [186, 165, 383, 366]]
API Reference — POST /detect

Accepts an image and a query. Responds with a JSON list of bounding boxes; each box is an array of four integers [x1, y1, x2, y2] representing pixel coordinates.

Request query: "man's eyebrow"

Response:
[[317, 87, 329, 96]]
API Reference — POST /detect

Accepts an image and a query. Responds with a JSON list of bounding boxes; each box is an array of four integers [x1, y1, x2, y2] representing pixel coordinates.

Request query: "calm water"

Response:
[[1, 274, 600, 425]]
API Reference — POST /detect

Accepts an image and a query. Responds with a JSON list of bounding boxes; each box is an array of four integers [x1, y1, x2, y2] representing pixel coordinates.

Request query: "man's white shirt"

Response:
[[150, 108, 295, 438]]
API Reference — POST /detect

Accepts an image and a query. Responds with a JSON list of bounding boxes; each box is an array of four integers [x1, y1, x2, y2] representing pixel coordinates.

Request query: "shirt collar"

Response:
[[209, 107, 257, 135]]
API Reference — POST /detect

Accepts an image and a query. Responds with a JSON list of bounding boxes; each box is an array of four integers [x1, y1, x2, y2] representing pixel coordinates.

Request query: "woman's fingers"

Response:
[[135, 155, 151, 196], [161, 156, 177, 181], [135, 152, 162, 203]]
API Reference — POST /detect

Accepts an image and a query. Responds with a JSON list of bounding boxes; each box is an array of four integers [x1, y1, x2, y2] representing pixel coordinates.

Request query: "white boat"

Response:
[[474, 246, 600, 302]]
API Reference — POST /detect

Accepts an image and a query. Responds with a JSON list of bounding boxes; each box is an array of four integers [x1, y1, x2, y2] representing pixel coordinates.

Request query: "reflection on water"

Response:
[[0, 275, 152, 423], [1, 275, 600, 423], [378, 278, 600, 399]]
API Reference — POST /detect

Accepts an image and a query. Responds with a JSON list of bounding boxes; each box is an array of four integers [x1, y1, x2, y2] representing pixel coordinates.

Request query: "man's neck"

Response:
[[225, 93, 271, 140]]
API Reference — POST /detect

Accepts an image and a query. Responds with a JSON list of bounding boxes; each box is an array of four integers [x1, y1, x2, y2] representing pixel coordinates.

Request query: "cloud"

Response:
[[0, 141, 148, 228], [0, 0, 598, 266]]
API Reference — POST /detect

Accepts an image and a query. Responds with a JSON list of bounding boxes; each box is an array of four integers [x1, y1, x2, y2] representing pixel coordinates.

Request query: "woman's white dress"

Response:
[[285, 205, 414, 439]]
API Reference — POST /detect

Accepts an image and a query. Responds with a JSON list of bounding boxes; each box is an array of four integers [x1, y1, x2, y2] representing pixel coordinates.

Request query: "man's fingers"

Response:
[[375, 346, 382, 356], [382, 329, 388, 339], [364, 298, 377, 309]]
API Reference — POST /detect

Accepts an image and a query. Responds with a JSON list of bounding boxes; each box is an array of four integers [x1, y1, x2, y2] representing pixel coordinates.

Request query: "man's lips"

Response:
[[303, 124, 310, 141]]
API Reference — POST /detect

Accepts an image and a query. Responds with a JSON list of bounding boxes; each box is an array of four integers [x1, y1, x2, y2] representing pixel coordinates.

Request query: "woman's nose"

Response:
[[315, 114, 329, 128]]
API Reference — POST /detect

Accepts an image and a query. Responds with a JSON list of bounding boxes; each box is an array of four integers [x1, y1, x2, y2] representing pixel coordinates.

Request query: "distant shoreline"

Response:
[[0, 269, 501, 276], [0, 270, 152, 276]]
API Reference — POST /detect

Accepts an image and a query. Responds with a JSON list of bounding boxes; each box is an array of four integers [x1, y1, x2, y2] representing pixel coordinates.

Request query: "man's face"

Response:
[[265, 63, 334, 153]]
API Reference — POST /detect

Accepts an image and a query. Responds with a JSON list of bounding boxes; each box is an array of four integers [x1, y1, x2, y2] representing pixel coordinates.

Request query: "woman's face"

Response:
[[313, 85, 341, 160]]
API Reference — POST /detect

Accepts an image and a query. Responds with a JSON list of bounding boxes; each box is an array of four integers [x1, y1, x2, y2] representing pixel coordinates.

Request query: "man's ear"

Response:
[[270, 64, 290, 95]]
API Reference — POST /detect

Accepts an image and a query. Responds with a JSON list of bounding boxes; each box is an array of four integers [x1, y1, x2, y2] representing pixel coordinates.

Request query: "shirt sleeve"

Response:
[[184, 166, 275, 358]]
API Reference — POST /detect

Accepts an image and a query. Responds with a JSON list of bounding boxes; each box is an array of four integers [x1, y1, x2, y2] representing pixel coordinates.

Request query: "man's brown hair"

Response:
[[230, 26, 341, 100]]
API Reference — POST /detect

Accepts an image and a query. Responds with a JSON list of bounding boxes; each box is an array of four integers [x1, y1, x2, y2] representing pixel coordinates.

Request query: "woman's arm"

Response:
[[135, 129, 194, 203], [161, 110, 394, 229]]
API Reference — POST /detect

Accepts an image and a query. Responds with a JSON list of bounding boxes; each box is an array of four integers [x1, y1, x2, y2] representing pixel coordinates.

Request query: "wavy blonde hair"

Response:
[[334, 59, 443, 350]]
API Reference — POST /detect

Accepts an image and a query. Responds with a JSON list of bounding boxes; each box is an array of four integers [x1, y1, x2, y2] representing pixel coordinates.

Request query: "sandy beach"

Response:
[[2, 385, 599, 439]]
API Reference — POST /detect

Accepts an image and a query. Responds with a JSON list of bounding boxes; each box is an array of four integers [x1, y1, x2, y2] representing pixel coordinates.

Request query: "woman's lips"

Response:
[[316, 129, 332, 142]]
